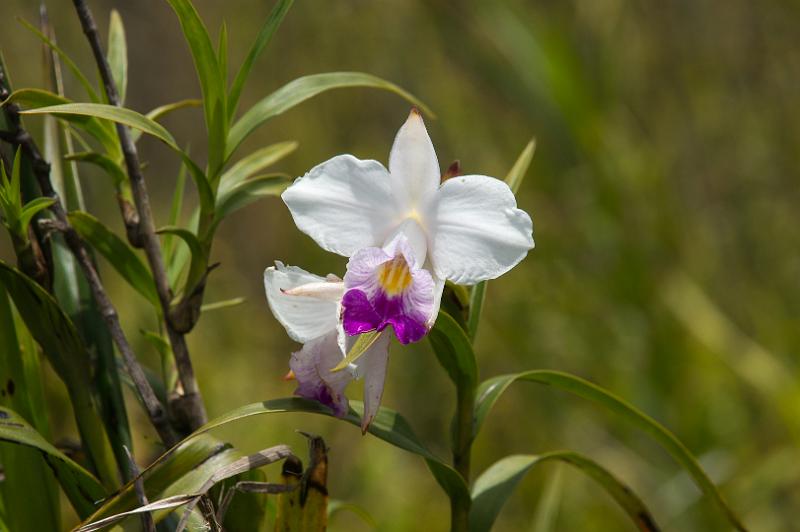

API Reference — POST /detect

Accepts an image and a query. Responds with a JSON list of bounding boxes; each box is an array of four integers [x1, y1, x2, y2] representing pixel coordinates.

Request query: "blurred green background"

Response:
[[2, 0, 799, 530]]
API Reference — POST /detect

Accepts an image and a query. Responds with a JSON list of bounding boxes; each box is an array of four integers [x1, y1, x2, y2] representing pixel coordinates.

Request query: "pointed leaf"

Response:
[[474, 370, 746, 531], [17, 197, 55, 234], [156, 226, 207, 293], [331, 330, 384, 372], [228, 0, 294, 121], [3, 89, 116, 148], [21, 103, 178, 149], [0, 262, 119, 491], [227, 72, 433, 159], [0, 290, 60, 531], [165, 0, 226, 172], [120, 398, 470, 510], [469, 452, 658, 532], [218, 140, 297, 193], [17, 17, 100, 102], [65, 151, 127, 187], [130, 99, 202, 143], [107, 10, 128, 105], [505, 138, 536, 195], [213, 173, 291, 227], [68, 211, 159, 306], [0, 405, 106, 518], [428, 310, 478, 391]]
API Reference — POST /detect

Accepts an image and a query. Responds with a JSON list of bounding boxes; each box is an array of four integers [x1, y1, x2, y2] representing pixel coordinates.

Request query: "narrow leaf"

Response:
[[156, 226, 207, 293], [504, 138, 536, 195], [65, 151, 127, 187], [2, 89, 116, 149], [17, 17, 100, 102], [0, 262, 119, 491], [227, 72, 433, 159], [0, 290, 60, 531], [218, 140, 297, 193], [114, 398, 471, 511], [130, 99, 202, 143], [474, 370, 746, 531], [428, 310, 478, 390], [331, 330, 384, 372], [68, 211, 159, 306], [227, 0, 294, 121], [21, 103, 178, 149], [213, 173, 291, 228], [107, 10, 128, 105], [0, 405, 106, 518], [469, 452, 658, 532]]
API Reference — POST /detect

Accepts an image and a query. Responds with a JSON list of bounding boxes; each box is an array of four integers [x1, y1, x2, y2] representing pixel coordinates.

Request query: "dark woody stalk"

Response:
[[71, 0, 207, 433]]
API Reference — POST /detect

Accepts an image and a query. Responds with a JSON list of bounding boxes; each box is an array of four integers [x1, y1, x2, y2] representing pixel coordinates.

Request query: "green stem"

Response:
[[451, 379, 475, 532]]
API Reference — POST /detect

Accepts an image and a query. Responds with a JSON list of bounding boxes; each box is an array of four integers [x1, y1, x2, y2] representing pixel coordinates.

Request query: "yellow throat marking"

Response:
[[378, 256, 412, 296]]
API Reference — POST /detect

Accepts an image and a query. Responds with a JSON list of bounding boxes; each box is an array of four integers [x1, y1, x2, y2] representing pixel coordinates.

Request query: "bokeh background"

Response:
[[2, 0, 799, 530]]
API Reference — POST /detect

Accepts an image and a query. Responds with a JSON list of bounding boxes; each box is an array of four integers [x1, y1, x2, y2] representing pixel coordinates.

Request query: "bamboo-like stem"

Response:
[[71, 0, 207, 433], [0, 74, 178, 446], [451, 382, 474, 532]]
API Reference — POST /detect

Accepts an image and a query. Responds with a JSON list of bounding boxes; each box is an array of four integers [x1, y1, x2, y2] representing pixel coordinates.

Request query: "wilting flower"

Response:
[[264, 262, 390, 430], [282, 109, 534, 342]]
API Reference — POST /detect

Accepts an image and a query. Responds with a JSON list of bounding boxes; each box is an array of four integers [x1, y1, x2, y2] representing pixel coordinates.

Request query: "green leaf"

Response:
[[157, 226, 208, 293], [68, 211, 159, 306], [201, 297, 245, 312], [82, 434, 240, 527], [3, 90, 117, 149], [466, 282, 486, 342], [428, 310, 478, 391], [0, 262, 119, 492], [107, 10, 128, 105], [65, 151, 127, 187], [213, 173, 291, 229], [21, 103, 178, 149], [17, 197, 55, 234], [227, 72, 433, 159], [469, 452, 658, 532], [217, 21, 228, 89], [164, 158, 189, 275], [0, 289, 60, 531], [227, 0, 294, 122], [474, 370, 746, 530], [0, 405, 106, 519], [218, 140, 297, 193], [505, 138, 536, 195], [165, 0, 226, 173], [331, 330, 384, 372], [129, 99, 202, 143], [17, 17, 100, 102], [141, 398, 470, 509]]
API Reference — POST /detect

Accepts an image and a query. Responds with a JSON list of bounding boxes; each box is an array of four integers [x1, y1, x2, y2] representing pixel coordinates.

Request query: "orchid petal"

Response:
[[388, 109, 440, 211], [427, 275, 445, 328], [355, 332, 391, 432], [430, 175, 534, 285], [290, 331, 352, 417], [282, 154, 398, 257], [264, 262, 342, 343]]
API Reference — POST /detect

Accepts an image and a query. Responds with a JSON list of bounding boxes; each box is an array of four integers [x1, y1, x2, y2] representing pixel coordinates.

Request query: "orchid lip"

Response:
[[341, 234, 434, 345]]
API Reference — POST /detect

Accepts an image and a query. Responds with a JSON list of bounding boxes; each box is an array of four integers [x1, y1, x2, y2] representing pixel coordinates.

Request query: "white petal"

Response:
[[389, 109, 440, 212], [264, 262, 341, 343], [427, 275, 445, 328], [357, 332, 391, 432], [382, 217, 429, 267], [282, 155, 399, 257], [429, 175, 534, 285]]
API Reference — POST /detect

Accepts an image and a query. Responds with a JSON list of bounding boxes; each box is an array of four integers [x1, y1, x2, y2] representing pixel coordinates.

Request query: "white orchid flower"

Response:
[[264, 262, 390, 431], [282, 109, 534, 342]]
